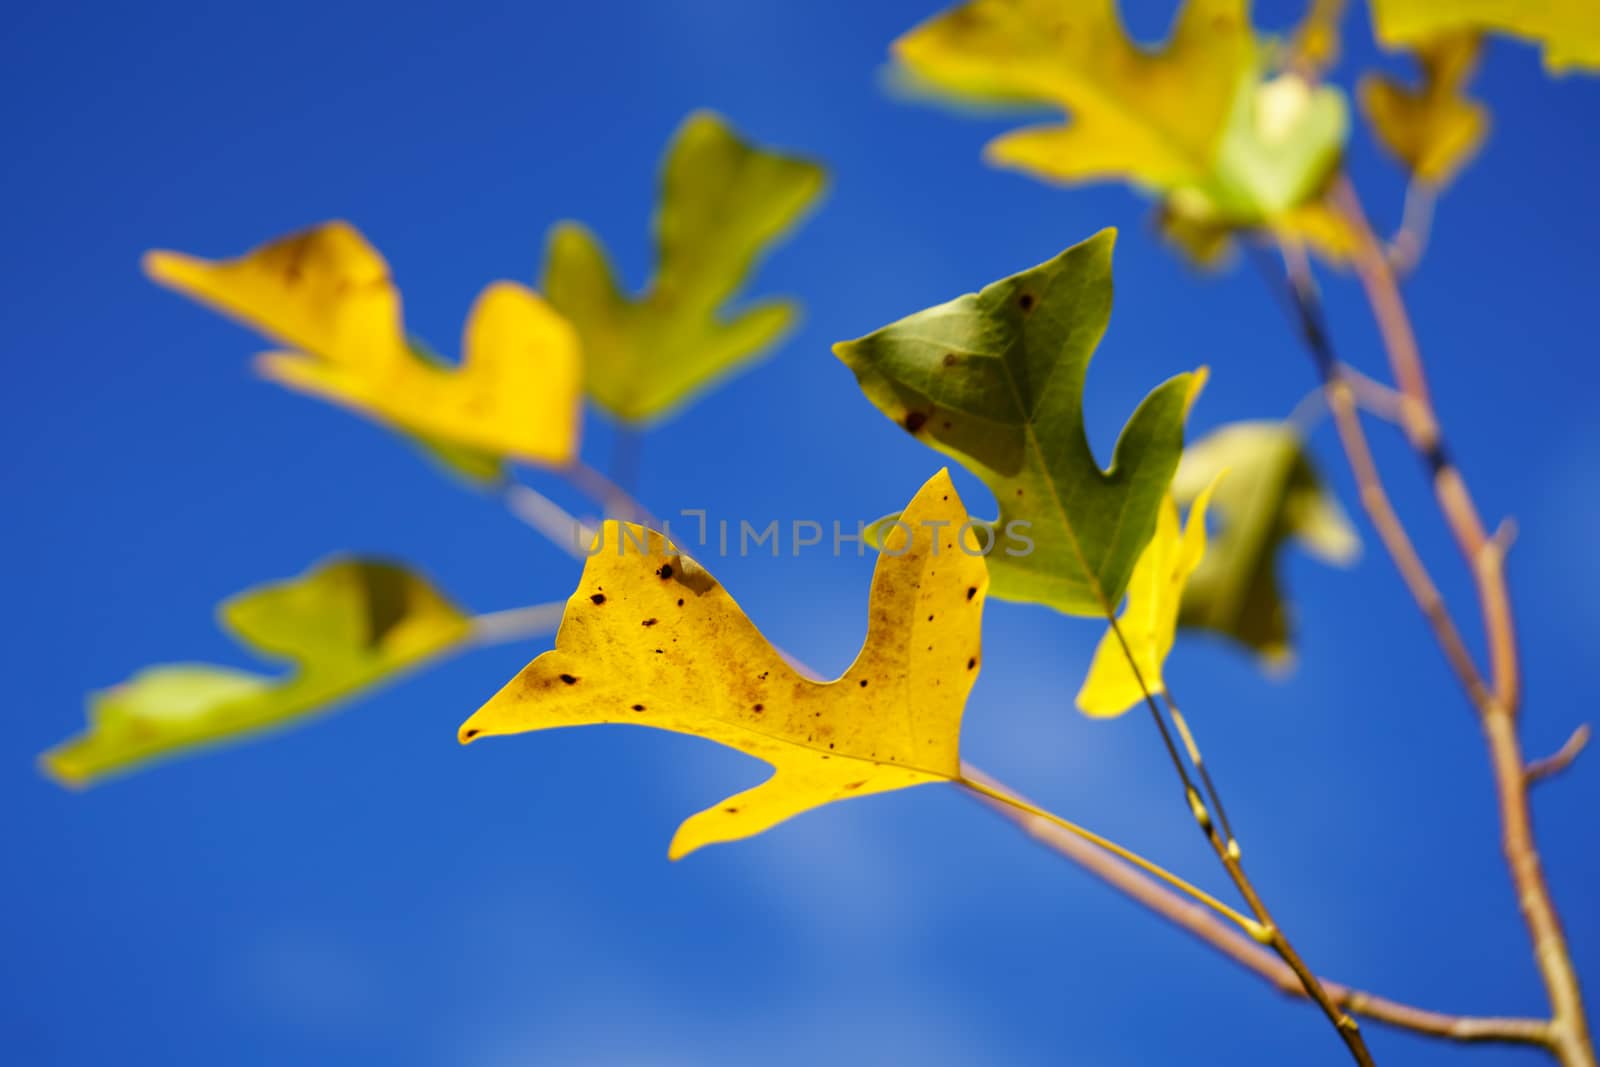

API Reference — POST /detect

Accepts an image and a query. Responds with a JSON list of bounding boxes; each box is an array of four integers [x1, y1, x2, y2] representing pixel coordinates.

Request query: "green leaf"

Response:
[[41, 558, 473, 787], [542, 110, 827, 424], [834, 229, 1203, 617], [1172, 70, 1349, 227], [1172, 421, 1359, 665]]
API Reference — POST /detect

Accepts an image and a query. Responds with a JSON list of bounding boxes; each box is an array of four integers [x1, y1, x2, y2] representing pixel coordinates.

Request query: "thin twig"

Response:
[[961, 763, 1554, 1047], [469, 602, 567, 645], [1525, 725, 1591, 788], [504, 482, 595, 556], [1268, 179, 1595, 1066]]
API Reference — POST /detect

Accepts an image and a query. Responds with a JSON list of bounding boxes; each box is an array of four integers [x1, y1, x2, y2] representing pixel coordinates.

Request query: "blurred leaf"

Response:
[[1077, 480, 1220, 718], [543, 110, 826, 424], [42, 558, 472, 787], [1369, 0, 1600, 73], [835, 229, 1203, 617], [1360, 32, 1489, 185], [1172, 421, 1359, 665], [145, 222, 582, 470], [891, 0, 1348, 249], [461, 471, 987, 859]]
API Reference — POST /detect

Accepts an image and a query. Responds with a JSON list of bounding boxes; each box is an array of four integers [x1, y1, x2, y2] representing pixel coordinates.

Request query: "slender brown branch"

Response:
[[1333, 178, 1594, 1067], [1526, 726, 1591, 788], [1266, 181, 1596, 1066], [961, 763, 1553, 1047]]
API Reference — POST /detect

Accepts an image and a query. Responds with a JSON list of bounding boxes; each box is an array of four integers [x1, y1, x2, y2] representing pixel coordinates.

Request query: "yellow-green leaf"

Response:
[[1369, 0, 1600, 74], [1173, 421, 1358, 665], [542, 110, 826, 424], [41, 558, 472, 787], [1077, 480, 1220, 718], [145, 222, 582, 469], [459, 470, 987, 859], [1360, 32, 1489, 185], [894, 0, 1252, 190], [892, 1, 1350, 256], [835, 229, 1203, 617]]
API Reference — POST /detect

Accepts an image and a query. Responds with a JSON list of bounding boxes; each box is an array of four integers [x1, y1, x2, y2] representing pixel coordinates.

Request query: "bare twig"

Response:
[[1526, 725, 1591, 788], [469, 602, 567, 645], [961, 763, 1554, 1047], [1332, 177, 1594, 1067]]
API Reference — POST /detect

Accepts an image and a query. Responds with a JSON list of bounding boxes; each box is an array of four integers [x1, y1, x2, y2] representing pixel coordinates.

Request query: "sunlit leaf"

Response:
[[835, 229, 1203, 617], [145, 222, 582, 470], [542, 110, 826, 424], [1360, 32, 1489, 185], [891, 0, 1348, 248], [460, 470, 987, 859], [1172, 421, 1359, 665], [1369, 0, 1600, 74], [1077, 479, 1220, 718], [41, 558, 473, 787]]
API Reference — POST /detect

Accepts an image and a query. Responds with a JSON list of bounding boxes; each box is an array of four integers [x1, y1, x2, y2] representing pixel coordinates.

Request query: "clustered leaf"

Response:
[[42, 559, 472, 787], [1369, 0, 1600, 74], [145, 222, 583, 473], [890, 0, 1350, 258], [1172, 421, 1359, 666], [543, 110, 827, 424], [460, 470, 987, 859], [1360, 32, 1489, 186], [835, 229, 1203, 617], [1077, 479, 1220, 718]]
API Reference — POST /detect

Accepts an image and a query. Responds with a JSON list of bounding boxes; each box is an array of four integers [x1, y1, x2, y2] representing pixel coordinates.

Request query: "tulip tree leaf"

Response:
[[1172, 421, 1359, 665], [1360, 32, 1489, 186], [41, 558, 473, 787], [145, 222, 582, 471], [890, 0, 1348, 250], [1369, 0, 1600, 74], [542, 110, 826, 424], [1077, 479, 1220, 718], [460, 470, 988, 859], [834, 229, 1202, 618]]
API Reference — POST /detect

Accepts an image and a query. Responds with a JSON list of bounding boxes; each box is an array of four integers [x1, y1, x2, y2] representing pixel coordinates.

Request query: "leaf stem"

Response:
[[957, 772, 1260, 935]]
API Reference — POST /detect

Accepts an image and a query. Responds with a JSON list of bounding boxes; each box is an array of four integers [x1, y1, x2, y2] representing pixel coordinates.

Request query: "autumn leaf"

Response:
[[1360, 32, 1489, 186], [41, 558, 472, 787], [834, 229, 1203, 618], [1369, 0, 1600, 74], [459, 469, 987, 859], [890, 0, 1348, 251], [1172, 421, 1358, 665], [145, 222, 582, 472], [542, 110, 826, 424], [1077, 480, 1220, 718]]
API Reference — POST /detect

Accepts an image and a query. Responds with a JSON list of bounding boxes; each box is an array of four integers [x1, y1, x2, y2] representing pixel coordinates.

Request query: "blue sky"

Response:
[[3, 1, 1598, 1064]]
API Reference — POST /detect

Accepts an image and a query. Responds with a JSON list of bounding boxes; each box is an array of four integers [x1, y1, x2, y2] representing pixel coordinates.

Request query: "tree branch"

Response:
[[961, 763, 1552, 1047]]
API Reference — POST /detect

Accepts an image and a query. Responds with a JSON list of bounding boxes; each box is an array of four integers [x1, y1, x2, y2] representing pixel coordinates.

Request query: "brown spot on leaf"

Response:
[[903, 410, 928, 433], [657, 564, 674, 579], [942, 352, 960, 367], [967, 586, 978, 601], [1019, 291, 1036, 312], [559, 673, 580, 685], [631, 704, 646, 712], [753, 703, 765, 713], [590, 594, 606, 605], [641, 618, 658, 627], [967, 657, 977, 670], [843, 780, 867, 791], [463, 728, 480, 740]]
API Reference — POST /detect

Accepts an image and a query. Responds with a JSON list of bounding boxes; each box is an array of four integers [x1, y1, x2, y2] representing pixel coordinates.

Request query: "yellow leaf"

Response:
[[1360, 32, 1489, 185], [543, 111, 826, 424], [41, 558, 472, 787], [1370, 0, 1600, 74], [1076, 479, 1220, 718], [145, 222, 582, 468], [460, 469, 988, 859], [893, 0, 1254, 191]]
